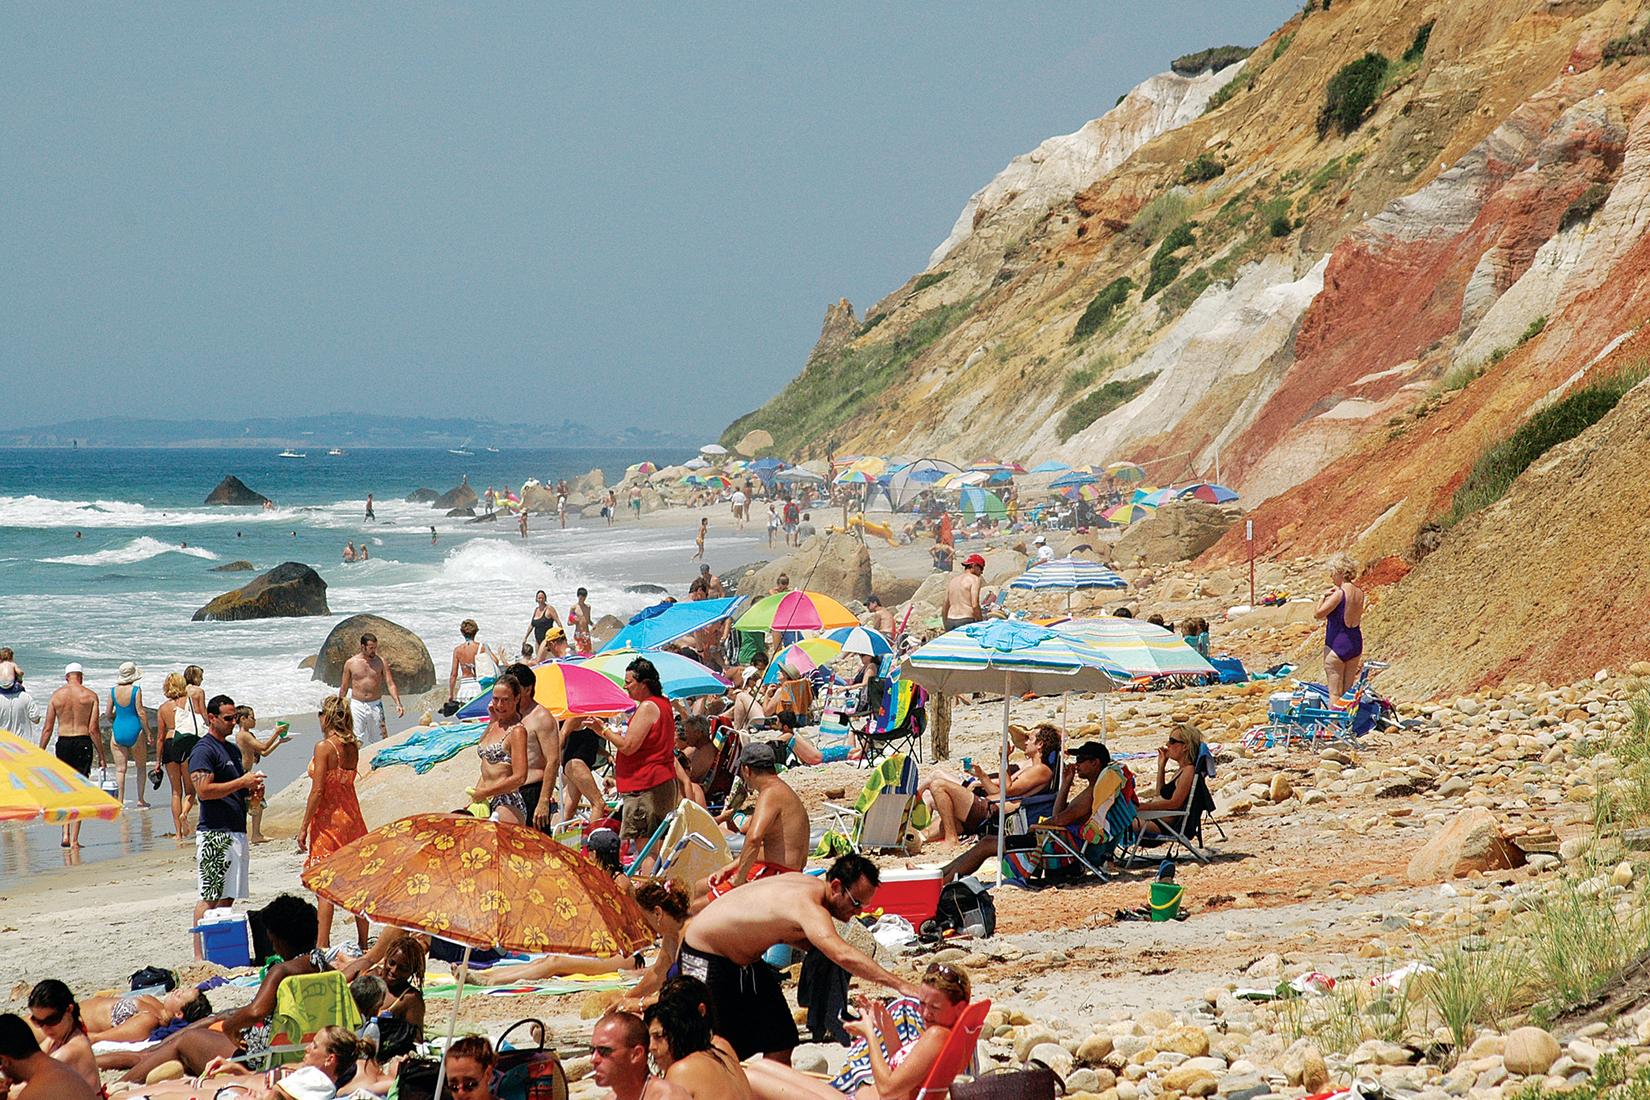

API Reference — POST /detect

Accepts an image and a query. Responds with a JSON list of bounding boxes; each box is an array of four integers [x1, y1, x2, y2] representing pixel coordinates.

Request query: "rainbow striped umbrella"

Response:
[[733, 590, 860, 632], [1139, 486, 1180, 506], [1060, 483, 1104, 502], [1046, 616, 1216, 678], [0, 729, 123, 823], [1178, 482, 1240, 504], [1104, 503, 1156, 524], [577, 649, 729, 700], [457, 661, 635, 721], [762, 637, 844, 684], [701, 474, 733, 490], [1106, 461, 1146, 483], [834, 468, 876, 484]]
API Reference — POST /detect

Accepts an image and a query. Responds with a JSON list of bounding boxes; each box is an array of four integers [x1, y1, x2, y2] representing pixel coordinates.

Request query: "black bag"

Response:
[[494, 1017, 568, 1100], [952, 1061, 1066, 1100], [935, 875, 996, 937], [129, 966, 177, 992], [394, 1055, 442, 1100]]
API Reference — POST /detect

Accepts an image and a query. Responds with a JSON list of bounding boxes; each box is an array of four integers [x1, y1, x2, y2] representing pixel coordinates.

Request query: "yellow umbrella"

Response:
[[0, 728, 122, 823]]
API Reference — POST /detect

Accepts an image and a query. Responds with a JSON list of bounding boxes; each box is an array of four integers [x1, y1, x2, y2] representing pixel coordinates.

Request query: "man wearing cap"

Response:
[[942, 554, 987, 631], [41, 663, 105, 849], [697, 741, 808, 907], [937, 739, 1115, 884], [1033, 535, 1055, 564]]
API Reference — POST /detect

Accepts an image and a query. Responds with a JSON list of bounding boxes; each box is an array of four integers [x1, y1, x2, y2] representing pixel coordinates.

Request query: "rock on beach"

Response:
[[311, 613, 437, 694], [192, 562, 329, 621]]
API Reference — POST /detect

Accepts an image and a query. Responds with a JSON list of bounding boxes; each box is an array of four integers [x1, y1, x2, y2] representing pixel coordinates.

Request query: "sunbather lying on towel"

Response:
[[83, 985, 213, 1044]]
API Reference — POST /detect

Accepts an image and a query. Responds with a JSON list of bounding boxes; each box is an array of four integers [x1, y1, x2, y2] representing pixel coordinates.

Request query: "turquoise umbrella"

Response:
[[576, 649, 730, 700]]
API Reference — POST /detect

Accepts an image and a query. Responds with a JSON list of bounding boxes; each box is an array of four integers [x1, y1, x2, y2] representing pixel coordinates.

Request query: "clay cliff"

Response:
[[725, 0, 1650, 693]]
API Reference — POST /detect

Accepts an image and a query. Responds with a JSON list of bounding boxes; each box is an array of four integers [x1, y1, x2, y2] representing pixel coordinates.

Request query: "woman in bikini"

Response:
[[471, 685, 528, 824], [448, 618, 484, 708], [80, 985, 213, 1044], [1314, 552, 1366, 700], [922, 726, 1058, 843]]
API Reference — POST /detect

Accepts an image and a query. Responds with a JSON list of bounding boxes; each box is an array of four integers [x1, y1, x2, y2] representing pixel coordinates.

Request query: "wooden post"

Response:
[[931, 690, 952, 761]]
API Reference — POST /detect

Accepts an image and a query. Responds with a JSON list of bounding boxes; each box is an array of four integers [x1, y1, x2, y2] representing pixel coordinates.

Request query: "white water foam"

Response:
[[41, 536, 220, 566], [0, 494, 435, 532]]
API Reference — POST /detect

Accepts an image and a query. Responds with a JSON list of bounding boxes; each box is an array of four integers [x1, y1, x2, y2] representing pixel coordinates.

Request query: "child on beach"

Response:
[[234, 705, 287, 844]]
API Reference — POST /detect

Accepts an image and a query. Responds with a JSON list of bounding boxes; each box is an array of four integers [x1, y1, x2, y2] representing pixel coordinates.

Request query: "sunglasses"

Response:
[[448, 1078, 485, 1092], [30, 1006, 66, 1028]]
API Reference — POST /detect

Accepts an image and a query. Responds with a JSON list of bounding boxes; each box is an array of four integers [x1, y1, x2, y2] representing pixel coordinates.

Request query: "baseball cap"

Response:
[[64, 662, 84, 677], [738, 741, 779, 770], [963, 553, 986, 569], [273, 1066, 336, 1100], [1034, 535, 1047, 545], [1067, 739, 1110, 762]]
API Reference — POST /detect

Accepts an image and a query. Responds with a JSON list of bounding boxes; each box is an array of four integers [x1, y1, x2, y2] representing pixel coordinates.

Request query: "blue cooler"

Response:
[[190, 914, 252, 968], [763, 944, 794, 968]]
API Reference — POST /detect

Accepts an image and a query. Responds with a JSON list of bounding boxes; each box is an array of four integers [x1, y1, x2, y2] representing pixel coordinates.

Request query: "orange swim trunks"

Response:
[[706, 860, 796, 900]]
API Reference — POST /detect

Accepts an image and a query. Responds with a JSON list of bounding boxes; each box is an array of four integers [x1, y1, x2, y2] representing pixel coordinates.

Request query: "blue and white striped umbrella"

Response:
[[823, 625, 895, 657], [1007, 558, 1128, 592], [901, 619, 1126, 877], [1049, 470, 1100, 489], [1029, 461, 1072, 474]]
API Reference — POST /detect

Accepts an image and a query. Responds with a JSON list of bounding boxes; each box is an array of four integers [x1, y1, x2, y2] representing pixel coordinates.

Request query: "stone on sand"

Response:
[[1503, 1028, 1561, 1076], [1405, 807, 1525, 883]]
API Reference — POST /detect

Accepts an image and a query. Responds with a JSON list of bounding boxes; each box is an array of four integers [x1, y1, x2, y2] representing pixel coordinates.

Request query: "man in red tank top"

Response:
[[599, 657, 682, 848]]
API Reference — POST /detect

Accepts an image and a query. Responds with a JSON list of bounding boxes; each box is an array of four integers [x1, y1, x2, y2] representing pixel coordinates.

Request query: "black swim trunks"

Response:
[[677, 944, 799, 1059], [55, 736, 95, 777]]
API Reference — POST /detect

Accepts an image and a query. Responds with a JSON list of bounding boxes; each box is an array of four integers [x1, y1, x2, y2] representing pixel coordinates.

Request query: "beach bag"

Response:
[[495, 1017, 568, 1100], [393, 1054, 442, 1100], [953, 1061, 1066, 1100], [935, 876, 996, 937], [129, 966, 177, 993]]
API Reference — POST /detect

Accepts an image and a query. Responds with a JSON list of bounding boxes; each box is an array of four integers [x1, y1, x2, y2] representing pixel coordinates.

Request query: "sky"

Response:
[[3, 3, 1299, 438]]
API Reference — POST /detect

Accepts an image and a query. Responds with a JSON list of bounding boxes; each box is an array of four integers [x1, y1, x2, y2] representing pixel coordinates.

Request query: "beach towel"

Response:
[[371, 721, 487, 774], [422, 972, 637, 999]]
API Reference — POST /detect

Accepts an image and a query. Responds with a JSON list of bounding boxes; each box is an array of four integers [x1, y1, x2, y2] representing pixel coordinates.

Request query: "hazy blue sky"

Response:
[[4, 3, 1297, 437]]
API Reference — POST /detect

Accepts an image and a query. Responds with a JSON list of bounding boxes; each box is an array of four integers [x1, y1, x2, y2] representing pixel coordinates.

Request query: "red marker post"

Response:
[[1247, 519, 1255, 607]]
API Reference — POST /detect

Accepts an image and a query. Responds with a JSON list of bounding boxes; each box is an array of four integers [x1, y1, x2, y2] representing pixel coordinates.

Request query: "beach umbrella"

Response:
[[1007, 558, 1128, 611], [1049, 470, 1099, 489], [1105, 461, 1146, 483], [681, 475, 703, 486], [0, 729, 123, 823], [1048, 617, 1217, 678], [1029, 461, 1072, 474], [1103, 503, 1156, 524], [762, 637, 845, 684], [684, 457, 710, 470], [959, 487, 1007, 521], [303, 814, 652, 1100], [824, 625, 895, 657], [599, 597, 744, 653], [1178, 482, 1240, 504], [577, 649, 729, 700], [1130, 486, 1161, 503], [1139, 486, 1180, 506], [833, 468, 875, 485], [901, 621, 1125, 877], [624, 461, 658, 480], [1060, 483, 1104, 503], [699, 443, 729, 456], [848, 456, 888, 476], [456, 661, 636, 721], [886, 458, 963, 511], [733, 590, 859, 633], [701, 475, 732, 491]]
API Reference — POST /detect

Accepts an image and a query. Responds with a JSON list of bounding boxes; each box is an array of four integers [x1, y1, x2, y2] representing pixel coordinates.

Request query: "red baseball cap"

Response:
[[963, 553, 986, 568]]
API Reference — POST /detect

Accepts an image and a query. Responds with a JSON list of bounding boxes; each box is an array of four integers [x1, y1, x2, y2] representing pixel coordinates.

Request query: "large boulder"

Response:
[[870, 562, 924, 608], [433, 477, 478, 511], [571, 468, 607, 496], [736, 533, 873, 603], [311, 613, 437, 694], [405, 488, 439, 504], [1115, 501, 1239, 564], [193, 562, 329, 622], [204, 475, 272, 507], [1406, 808, 1526, 883], [980, 548, 1026, 585], [212, 560, 256, 573], [591, 614, 626, 648], [521, 482, 557, 514]]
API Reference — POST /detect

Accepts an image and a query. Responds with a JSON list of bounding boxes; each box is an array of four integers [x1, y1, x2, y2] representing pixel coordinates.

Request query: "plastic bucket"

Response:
[[1149, 881, 1184, 921]]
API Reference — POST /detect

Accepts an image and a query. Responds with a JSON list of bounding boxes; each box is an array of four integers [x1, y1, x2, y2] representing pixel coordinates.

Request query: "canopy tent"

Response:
[[886, 458, 963, 512], [775, 466, 826, 484], [1029, 461, 1072, 474], [959, 486, 1007, 521]]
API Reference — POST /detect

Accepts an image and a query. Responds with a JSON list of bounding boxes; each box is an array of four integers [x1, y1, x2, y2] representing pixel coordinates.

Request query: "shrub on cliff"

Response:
[[1561, 183, 1610, 229], [1056, 373, 1159, 442], [1170, 45, 1252, 76], [1403, 21, 1434, 63], [1143, 222, 1197, 300], [1437, 363, 1648, 531], [1179, 154, 1226, 185], [1070, 278, 1134, 343], [1603, 24, 1650, 62], [1318, 52, 1389, 137]]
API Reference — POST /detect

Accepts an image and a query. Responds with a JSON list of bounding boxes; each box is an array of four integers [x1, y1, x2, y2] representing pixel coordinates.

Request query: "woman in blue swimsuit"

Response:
[[1314, 554, 1366, 702], [106, 661, 150, 807]]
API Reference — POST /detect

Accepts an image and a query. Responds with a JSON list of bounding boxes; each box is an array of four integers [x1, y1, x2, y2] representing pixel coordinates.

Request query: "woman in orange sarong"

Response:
[[298, 696, 370, 950]]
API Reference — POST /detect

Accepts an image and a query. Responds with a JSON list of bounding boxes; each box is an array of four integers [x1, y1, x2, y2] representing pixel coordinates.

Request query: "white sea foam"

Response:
[[41, 536, 220, 566], [0, 494, 435, 532]]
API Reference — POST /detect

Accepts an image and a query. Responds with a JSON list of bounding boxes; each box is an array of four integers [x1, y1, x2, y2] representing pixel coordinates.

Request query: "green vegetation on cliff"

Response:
[[1057, 372, 1158, 441], [721, 300, 975, 455], [1070, 278, 1135, 343], [1318, 52, 1389, 137]]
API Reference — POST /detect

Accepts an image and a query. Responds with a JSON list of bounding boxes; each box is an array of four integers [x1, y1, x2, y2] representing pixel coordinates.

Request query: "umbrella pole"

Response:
[[431, 943, 472, 1100], [997, 671, 1010, 888]]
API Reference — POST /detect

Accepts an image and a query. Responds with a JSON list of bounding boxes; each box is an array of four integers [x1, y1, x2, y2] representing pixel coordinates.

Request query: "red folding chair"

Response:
[[914, 999, 993, 1099]]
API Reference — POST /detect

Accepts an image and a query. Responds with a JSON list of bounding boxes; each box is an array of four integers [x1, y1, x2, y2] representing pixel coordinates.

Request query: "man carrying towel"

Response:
[[338, 632, 403, 742]]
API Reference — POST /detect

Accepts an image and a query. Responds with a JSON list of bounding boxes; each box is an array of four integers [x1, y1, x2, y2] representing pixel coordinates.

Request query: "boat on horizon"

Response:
[[277, 449, 307, 459], [326, 447, 347, 457], [485, 446, 500, 453], [449, 439, 475, 456]]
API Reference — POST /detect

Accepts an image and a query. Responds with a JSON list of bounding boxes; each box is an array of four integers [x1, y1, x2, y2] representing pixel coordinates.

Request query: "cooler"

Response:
[[867, 867, 942, 925], [190, 912, 252, 968]]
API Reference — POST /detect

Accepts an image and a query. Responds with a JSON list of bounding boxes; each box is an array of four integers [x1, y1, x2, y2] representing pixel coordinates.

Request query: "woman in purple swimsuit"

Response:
[[1314, 553, 1366, 701]]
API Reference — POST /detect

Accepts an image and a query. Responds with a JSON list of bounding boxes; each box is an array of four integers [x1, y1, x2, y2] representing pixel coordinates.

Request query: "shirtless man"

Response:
[[679, 853, 919, 1063], [503, 664, 562, 832], [942, 553, 986, 631], [591, 1012, 690, 1100], [234, 705, 285, 843], [696, 742, 807, 909], [41, 663, 104, 848], [865, 594, 896, 638], [697, 564, 724, 599], [337, 632, 403, 742]]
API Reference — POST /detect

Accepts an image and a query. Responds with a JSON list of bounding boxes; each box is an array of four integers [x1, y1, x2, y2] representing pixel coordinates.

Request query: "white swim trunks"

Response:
[[350, 698, 388, 741], [197, 829, 250, 902]]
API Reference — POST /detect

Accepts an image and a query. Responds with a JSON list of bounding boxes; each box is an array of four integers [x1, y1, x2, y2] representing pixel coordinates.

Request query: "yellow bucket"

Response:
[[1149, 881, 1183, 921]]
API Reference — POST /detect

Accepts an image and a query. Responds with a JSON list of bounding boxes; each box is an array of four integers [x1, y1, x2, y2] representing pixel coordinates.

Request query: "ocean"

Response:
[[0, 445, 770, 879]]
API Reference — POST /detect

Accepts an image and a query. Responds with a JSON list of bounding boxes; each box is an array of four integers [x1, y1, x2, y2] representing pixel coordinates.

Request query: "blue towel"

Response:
[[372, 722, 487, 774]]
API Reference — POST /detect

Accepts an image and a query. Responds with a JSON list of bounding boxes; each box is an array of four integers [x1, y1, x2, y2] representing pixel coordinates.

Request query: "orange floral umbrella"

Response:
[[301, 813, 651, 955]]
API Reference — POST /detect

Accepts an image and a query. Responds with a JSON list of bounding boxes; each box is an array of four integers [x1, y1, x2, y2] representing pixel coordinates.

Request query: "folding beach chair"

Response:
[[1124, 747, 1218, 864], [853, 671, 926, 764], [1011, 763, 1136, 886], [821, 752, 924, 854], [626, 800, 730, 888], [914, 999, 992, 1100], [261, 970, 363, 1068], [699, 718, 743, 810]]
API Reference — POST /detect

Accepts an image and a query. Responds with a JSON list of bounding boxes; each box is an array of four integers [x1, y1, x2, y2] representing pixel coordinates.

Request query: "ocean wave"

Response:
[[42, 536, 220, 566], [0, 493, 437, 531]]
